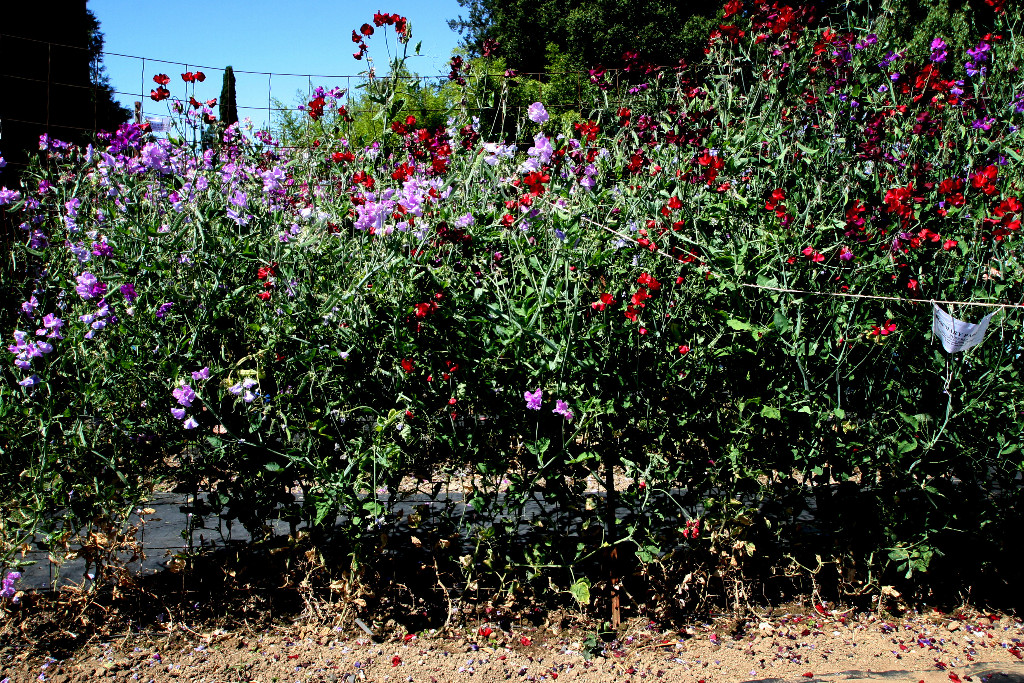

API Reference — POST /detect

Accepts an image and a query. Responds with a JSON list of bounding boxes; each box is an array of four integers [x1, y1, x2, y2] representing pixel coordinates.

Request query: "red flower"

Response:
[[678, 345, 690, 355], [153, 73, 170, 85], [401, 359, 415, 373], [630, 288, 651, 307], [942, 239, 958, 250], [256, 291, 271, 301], [591, 293, 615, 310], [636, 273, 661, 290], [307, 96, 326, 121], [181, 72, 195, 83], [150, 87, 170, 102], [360, 23, 374, 36]]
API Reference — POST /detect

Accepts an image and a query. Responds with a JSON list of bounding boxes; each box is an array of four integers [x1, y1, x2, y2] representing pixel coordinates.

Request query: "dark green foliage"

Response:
[[449, 0, 719, 73], [0, 3, 128, 176], [220, 66, 239, 126]]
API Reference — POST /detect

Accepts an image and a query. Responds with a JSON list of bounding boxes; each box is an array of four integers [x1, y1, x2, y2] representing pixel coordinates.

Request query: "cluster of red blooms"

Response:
[[188, 96, 216, 110], [353, 12, 409, 59], [574, 120, 601, 143], [150, 74, 171, 101], [867, 320, 897, 337], [987, 195, 1022, 242], [388, 116, 454, 176], [627, 273, 661, 323], [764, 187, 793, 227], [695, 149, 725, 187], [448, 56, 466, 86], [307, 96, 326, 121], [181, 71, 206, 83], [256, 262, 276, 301]]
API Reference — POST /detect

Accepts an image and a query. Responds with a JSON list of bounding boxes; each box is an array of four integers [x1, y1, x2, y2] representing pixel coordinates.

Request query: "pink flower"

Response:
[[552, 399, 573, 421], [524, 388, 542, 410]]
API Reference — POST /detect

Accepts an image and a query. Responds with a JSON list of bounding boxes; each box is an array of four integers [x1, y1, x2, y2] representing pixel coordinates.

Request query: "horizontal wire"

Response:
[[580, 216, 1023, 309]]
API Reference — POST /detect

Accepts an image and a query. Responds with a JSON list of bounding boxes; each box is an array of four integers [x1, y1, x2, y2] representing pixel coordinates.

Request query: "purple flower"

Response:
[[0, 188, 21, 206], [75, 272, 104, 299], [552, 399, 573, 421], [183, 417, 199, 430], [172, 384, 196, 407], [120, 283, 137, 302], [1, 571, 21, 599], [42, 313, 63, 332], [171, 407, 186, 420], [527, 102, 549, 124], [91, 240, 114, 258], [527, 133, 553, 164], [18, 375, 40, 387], [930, 37, 947, 63], [967, 41, 991, 62], [524, 388, 542, 410], [455, 213, 475, 229], [191, 366, 210, 381], [21, 296, 38, 315], [155, 301, 174, 319], [972, 117, 995, 131]]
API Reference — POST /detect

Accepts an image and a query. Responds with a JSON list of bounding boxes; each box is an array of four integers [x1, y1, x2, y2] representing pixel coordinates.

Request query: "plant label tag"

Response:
[[932, 304, 995, 353]]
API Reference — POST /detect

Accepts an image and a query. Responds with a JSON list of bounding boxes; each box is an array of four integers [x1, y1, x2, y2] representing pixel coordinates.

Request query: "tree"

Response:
[[448, 0, 720, 73], [220, 66, 238, 126], [0, 2, 129, 177], [84, 9, 132, 134]]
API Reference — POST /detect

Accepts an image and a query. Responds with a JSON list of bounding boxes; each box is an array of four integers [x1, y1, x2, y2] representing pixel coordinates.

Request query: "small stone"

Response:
[[758, 622, 773, 632], [978, 617, 992, 627], [947, 622, 961, 631]]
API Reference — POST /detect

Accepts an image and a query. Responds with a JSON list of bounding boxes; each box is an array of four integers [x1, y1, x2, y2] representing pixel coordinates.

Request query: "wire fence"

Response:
[[0, 30, 650, 166]]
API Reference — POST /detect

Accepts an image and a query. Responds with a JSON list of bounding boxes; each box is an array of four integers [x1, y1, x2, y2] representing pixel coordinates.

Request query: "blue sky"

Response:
[[88, 0, 465, 129]]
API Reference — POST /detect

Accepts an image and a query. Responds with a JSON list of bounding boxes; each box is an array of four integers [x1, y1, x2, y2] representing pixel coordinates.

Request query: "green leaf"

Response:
[[569, 578, 591, 606]]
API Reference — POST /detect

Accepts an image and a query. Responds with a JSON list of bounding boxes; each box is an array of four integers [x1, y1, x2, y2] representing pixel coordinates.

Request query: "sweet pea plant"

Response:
[[2, 0, 1024, 618]]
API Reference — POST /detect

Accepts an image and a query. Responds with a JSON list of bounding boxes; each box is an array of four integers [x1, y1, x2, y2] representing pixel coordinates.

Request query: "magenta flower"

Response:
[[524, 388, 542, 410], [120, 283, 137, 302], [553, 399, 573, 422]]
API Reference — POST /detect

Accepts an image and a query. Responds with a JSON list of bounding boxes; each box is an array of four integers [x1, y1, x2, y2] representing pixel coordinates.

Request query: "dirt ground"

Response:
[[4, 607, 1024, 683]]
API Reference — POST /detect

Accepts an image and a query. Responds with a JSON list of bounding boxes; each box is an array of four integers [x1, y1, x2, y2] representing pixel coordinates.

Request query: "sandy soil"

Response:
[[4, 608, 1024, 683]]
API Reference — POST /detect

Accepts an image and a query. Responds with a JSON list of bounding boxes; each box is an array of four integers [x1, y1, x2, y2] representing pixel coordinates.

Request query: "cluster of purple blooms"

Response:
[[228, 377, 261, 404], [9, 296, 64, 386], [1, 571, 21, 601], [172, 367, 210, 430], [524, 388, 573, 421]]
